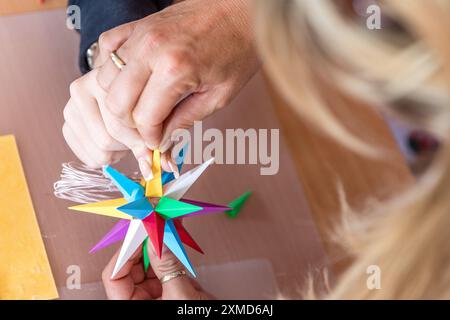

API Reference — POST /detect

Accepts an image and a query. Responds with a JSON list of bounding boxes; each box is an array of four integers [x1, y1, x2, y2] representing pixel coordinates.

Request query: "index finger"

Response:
[[102, 246, 142, 300]]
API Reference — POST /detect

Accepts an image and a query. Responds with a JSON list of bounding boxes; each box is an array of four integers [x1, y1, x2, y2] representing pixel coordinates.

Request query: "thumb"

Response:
[[158, 93, 219, 153], [146, 241, 201, 299]]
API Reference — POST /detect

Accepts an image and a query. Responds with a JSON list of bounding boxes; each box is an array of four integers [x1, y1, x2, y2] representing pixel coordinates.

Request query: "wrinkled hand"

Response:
[[102, 242, 212, 300], [97, 0, 259, 153]]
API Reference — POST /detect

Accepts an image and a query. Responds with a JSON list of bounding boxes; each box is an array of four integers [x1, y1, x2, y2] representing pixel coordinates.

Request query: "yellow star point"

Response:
[[69, 198, 132, 220], [145, 150, 163, 198]]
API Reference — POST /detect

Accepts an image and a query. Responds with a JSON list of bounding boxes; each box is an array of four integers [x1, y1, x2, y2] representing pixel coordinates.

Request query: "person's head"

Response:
[[254, 0, 450, 299]]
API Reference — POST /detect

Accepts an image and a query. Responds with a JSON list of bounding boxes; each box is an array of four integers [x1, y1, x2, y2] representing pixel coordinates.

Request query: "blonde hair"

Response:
[[255, 0, 450, 299]]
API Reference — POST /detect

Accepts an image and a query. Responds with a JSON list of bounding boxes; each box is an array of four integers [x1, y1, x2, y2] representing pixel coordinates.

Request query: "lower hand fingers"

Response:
[[69, 74, 128, 152], [64, 101, 124, 166], [63, 121, 126, 168], [62, 123, 98, 167]]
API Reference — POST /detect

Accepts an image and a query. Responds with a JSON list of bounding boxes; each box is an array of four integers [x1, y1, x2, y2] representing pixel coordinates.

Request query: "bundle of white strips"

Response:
[[53, 162, 140, 204]]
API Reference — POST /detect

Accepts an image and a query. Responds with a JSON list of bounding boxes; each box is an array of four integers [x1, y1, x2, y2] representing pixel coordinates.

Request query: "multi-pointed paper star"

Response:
[[69, 149, 250, 278]]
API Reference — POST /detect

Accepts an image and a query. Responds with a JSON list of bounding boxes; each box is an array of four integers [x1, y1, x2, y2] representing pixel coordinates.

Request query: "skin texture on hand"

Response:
[[96, 0, 260, 153], [102, 242, 212, 300], [63, 0, 258, 178]]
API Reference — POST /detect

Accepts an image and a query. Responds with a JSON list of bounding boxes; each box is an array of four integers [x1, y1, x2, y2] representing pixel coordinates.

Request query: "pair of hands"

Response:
[[63, 0, 259, 179], [64, 0, 259, 300]]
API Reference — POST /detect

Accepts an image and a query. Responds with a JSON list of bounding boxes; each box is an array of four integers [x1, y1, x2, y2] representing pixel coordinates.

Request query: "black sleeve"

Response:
[[68, 0, 173, 73]]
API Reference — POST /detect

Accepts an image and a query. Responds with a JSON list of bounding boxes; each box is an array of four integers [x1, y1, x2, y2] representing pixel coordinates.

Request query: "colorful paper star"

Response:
[[69, 148, 250, 278]]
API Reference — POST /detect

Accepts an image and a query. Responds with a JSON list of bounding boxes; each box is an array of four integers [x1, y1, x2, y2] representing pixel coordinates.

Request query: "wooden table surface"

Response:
[[0, 10, 331, 299]]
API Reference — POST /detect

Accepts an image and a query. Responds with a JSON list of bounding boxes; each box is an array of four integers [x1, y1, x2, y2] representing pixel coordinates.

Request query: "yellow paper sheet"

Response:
[[0, 135, 58, 300]]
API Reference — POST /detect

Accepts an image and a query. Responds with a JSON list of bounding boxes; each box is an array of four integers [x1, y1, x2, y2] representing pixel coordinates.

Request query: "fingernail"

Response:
[[159, 138, 172, 154], [111, 157, 121, 165], [145, 153, 153, 165], [139, 157, 153, 181], [168, 160, 180, 179], [146, 142, 157, 150]]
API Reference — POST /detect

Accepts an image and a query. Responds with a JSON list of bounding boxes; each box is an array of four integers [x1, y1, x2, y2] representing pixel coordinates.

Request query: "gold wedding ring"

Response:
[[160, 270, 187, 284], [110, 51, 126, 70]]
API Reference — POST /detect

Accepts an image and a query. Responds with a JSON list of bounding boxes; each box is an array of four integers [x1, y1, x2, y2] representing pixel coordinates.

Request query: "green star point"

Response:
[[143, 237, 150, 272], [226, 191, 252, 218]]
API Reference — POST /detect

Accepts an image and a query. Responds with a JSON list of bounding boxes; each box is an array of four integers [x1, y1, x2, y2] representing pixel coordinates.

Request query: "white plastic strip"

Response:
[[53, 162, 140, 204]]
